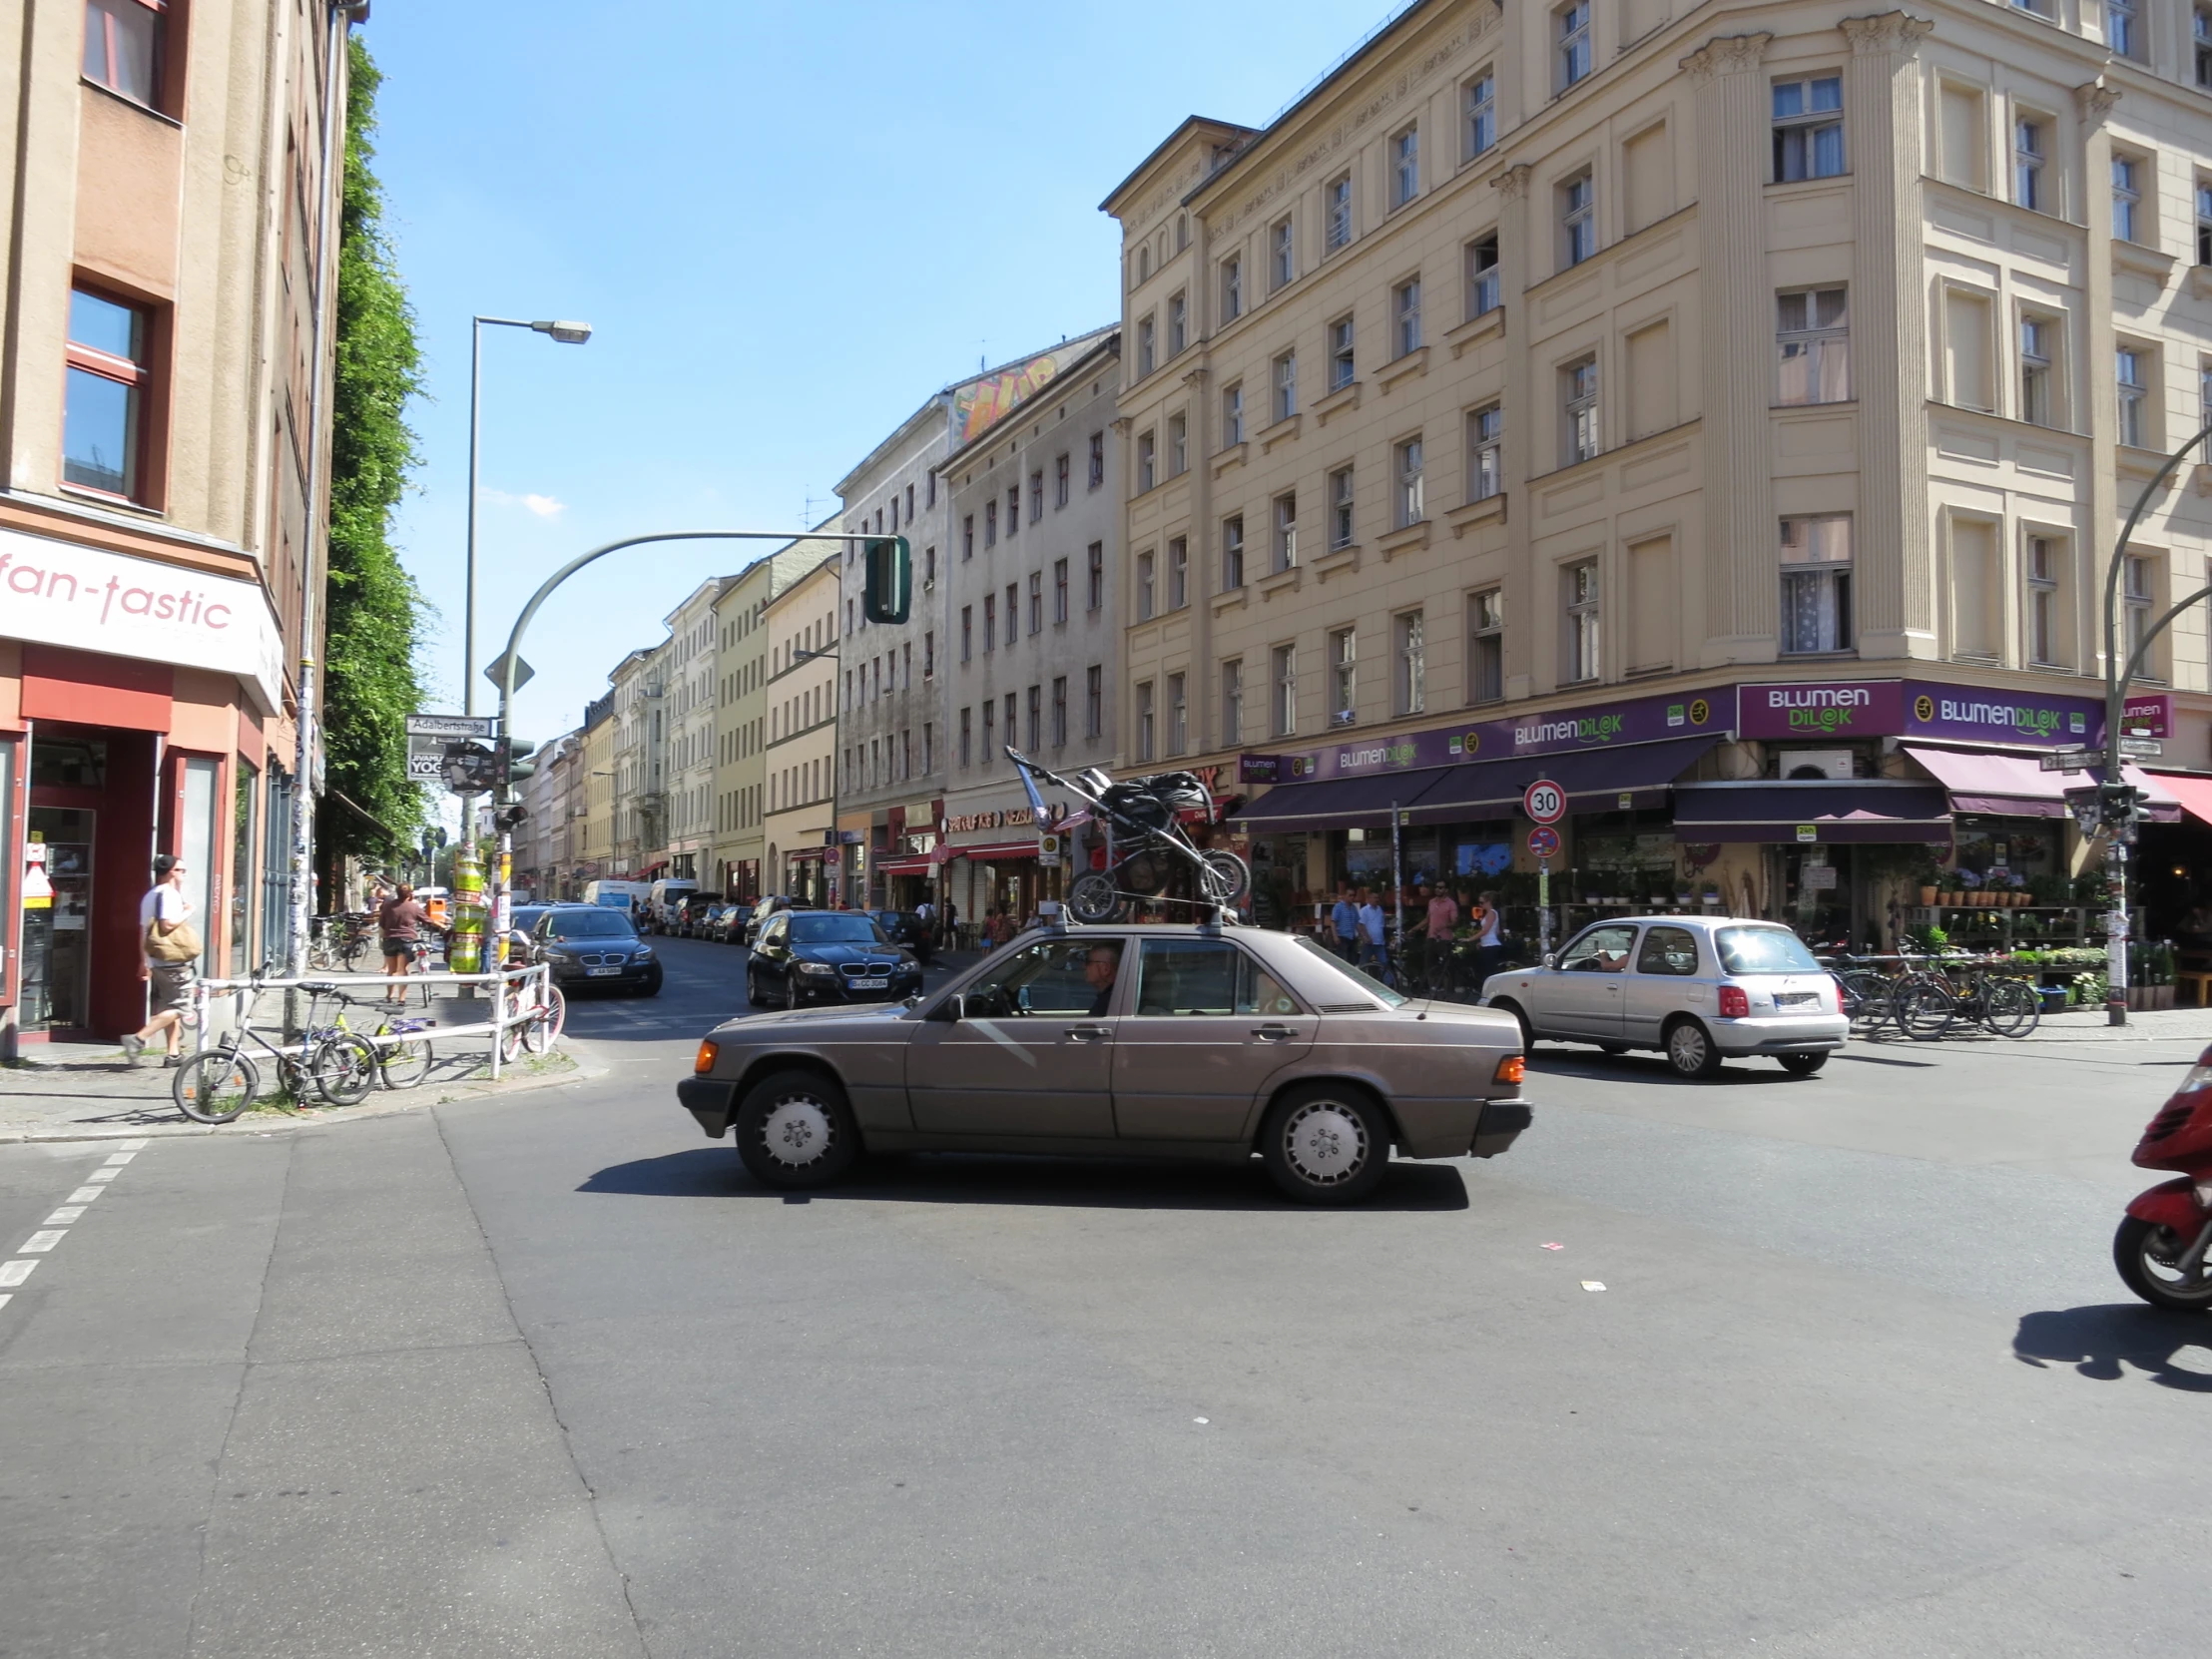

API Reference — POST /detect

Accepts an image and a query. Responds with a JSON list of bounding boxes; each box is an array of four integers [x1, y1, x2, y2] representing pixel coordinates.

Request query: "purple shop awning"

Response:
[[1229, 771, 1443, 831], [1398, 735, 1722, 827], [1904, 744, 2181, 822], [1672, 780, 1953, 843]]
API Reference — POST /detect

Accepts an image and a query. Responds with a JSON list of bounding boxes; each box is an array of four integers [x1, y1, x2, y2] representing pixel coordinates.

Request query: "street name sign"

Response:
[[406, 713, 499, 739], [2119, 737, 2164, 758], [2039, 748, 2101, 773]]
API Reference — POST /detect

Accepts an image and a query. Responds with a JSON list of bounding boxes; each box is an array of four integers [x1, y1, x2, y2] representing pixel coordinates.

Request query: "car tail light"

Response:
[[1718, 985, 1750, 1018], [1493, 1055, 1525, 1086], [693, 1039, 719, 1075]]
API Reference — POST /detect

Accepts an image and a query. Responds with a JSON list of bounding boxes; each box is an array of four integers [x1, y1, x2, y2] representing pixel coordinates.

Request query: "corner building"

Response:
[[1107, 0, 2212, 946]]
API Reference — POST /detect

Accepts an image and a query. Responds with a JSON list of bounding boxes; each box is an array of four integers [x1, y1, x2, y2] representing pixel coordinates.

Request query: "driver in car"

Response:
[[1083, 942, 1122, 1015]]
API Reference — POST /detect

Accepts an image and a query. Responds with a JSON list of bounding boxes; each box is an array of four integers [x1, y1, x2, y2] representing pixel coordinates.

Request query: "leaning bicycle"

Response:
[[173, 980, 381, 1123], [1894, 960, 2040, 1041]]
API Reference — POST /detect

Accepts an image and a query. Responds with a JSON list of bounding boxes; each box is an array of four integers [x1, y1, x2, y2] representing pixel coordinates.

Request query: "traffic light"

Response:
[[2100, 782, 2146, 842], [862, 535, 910, 625], [499, 737, 537, 788], [492, 803, 527, 833]]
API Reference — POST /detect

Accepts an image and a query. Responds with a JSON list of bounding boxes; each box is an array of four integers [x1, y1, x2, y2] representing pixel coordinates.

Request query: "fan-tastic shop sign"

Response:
[[1738, 679, 2102, 746], [1264, 687, 1731, 783], [0, 527, 285, 709]]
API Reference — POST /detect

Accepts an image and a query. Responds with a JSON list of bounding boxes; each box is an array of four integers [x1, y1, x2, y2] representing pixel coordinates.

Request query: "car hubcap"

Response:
[[760, 1094, 834, 1167], [1283, 1100, 1367, 1185], [1671, 1027, 1705, 1070]]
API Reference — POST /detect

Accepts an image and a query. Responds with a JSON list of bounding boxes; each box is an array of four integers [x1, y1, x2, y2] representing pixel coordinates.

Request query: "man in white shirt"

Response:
[[124, 853, 197, 1065]]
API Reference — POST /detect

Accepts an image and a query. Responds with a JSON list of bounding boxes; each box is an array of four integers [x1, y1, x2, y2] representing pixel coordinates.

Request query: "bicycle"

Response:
[[1893, 958, 2040, 1041], [497, 967, 566, 1064], [324, 1000, 436, 1090], [173, 980, 381, 1124]]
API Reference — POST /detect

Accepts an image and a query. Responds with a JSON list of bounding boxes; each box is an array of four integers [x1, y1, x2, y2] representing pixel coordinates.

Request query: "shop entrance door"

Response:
[[25, 729, 160, 1040]]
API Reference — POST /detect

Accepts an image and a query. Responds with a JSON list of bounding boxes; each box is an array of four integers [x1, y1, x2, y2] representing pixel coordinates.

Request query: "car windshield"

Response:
[[790, 915, 886, 944], [545, 910, 638, 940], [1715, 926, 1823, 975], [1289, 933, 1409, 1008]]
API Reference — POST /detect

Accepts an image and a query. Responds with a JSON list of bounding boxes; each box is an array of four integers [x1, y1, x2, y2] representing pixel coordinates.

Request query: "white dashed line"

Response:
[[44, 1208, 85, 1225], [65, 1187, 103, 1205], [0, 1260, 36, 1287], [118, 1139, 148, 1150], [101, 1153, 136, 1167], [1, 1145, 147, 1316], [19, 1231, 66, 1254], [86, 1168, 119, 1184]]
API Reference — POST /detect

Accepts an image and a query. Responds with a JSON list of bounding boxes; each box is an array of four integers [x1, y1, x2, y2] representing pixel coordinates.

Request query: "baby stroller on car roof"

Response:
[[1006, 747, 1251, 924]]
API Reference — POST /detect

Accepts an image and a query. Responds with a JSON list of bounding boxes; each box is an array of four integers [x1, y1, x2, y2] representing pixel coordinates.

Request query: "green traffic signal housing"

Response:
[[863, 535, 911, 625], [500, 737, 538, 788]]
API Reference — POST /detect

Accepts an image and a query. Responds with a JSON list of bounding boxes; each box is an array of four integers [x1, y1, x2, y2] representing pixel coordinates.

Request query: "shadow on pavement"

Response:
[[1529, 1049, 1815, 1086], [2013, 1304, 2212, 1391], [579, 1146, 1470, 1212]]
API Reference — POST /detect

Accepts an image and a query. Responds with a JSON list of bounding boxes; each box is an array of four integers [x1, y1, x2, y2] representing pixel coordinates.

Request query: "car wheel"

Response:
[[637, 966, 663, 998], [786, 975, 803, 1012], [747, 968, 767, 1008], [734, 1070, 858, 1191], [1491, 998, 1535, 1050], [1258, 1083, 1391, 1206], [1664, 1016, 1723, 1079], [1778, 1052, 1827, 1076]]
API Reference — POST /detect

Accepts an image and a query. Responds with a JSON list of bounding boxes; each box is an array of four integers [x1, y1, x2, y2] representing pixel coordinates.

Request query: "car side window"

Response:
[[762, 916, 786, 946], [1133, 939, 1300, 1016], [961, 938, 1120, 1017], [1635, 925, 1701, 976], [1559, 924, 1637, 973]]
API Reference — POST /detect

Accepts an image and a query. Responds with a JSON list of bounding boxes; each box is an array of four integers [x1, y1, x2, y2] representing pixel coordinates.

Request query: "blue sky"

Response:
[[369, 0, 1410, 749]]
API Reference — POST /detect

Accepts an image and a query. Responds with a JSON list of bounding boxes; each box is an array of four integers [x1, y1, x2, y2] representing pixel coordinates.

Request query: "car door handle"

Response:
[[1064, 1024, 1110, 1041], [1250, 1024, 1297, 1040]]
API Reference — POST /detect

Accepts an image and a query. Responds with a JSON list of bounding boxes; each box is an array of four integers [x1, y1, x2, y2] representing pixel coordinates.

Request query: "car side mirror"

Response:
[[929, 993, 965, 1023], [1542, 952, 1557, 969]]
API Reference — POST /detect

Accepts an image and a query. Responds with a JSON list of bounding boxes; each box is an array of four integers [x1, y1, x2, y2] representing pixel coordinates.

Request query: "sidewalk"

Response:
[[0, 1036, 595, 1144], [1858, 1003, 2211, 1047]]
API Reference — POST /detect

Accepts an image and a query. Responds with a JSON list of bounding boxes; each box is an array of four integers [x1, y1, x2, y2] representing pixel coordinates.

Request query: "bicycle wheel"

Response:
[[1980, 975, 2040, 1039], [1837, 970, 1894, 1033], [1895, 979, 1957, 1042], [174, 1050, 260, 1123], [377, 1030, 434, 1090], [521, 995, 558, 1056], [308, 1033, 379, 1106]]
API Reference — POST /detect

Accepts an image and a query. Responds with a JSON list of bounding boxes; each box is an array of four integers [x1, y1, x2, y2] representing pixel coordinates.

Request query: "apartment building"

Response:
[[1106, 0, 2212, 942], [578, 694, 616, 887], [661, 576, 729, 884], [709, 536, 832, 899], [608, 645, 666, 878], [760, 556, 842, 902], [0, 1, 362, 1047], [939, 332, 1124, 924]]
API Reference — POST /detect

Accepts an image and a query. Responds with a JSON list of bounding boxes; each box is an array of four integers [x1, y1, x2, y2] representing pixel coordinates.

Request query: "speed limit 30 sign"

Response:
[[1522, 779, 1567, 826]]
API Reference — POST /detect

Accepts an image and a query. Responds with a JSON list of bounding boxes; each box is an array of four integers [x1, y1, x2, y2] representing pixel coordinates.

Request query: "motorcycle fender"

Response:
[[2124, 1176, 2205, 1236]]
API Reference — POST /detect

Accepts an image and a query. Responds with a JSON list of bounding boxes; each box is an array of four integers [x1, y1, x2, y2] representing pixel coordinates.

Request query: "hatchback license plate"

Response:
[[587, 966, 621, 977], [850, 976, 887, 989], [1774, 991, 1817, 1007]]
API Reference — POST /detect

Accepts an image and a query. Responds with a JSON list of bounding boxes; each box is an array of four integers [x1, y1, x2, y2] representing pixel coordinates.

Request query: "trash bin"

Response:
[[2036, 984, 2068, 1014]]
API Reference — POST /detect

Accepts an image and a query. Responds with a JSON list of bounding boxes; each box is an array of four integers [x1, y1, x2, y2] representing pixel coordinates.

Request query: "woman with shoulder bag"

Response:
[[125, 853, 201, 1066]]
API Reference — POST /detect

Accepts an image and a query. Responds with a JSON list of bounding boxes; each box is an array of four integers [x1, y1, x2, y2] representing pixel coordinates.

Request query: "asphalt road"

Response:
[[3, 934, 2210, 1657]]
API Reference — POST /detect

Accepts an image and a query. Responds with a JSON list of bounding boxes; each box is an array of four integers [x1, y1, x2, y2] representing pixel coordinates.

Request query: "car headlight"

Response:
[[633, 946, 655, 960], [799, 961, 837, 977]]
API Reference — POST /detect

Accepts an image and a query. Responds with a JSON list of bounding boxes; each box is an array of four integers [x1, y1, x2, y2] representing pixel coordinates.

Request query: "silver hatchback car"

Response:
[[1479, 915, 1848, 1079]]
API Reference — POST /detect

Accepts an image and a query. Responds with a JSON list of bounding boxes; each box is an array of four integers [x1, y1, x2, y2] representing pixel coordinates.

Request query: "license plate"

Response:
[[1774, 991, 1817, 1007], [587, 966, 621, 977], [850, 977, 887, 989]]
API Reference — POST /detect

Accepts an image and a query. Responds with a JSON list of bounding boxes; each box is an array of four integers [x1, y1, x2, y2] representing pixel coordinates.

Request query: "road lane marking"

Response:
[[65, 1187, 104, 1204], [101, 1153, 136, 1166], [0, 1261, 36, 1287], [86, 1168, 119, 1183], [118, 1139, 147, 1150], [44, 1208, 85, 1225], [2, 1146, 145, 1317], [19, 1231, 66, 1253]]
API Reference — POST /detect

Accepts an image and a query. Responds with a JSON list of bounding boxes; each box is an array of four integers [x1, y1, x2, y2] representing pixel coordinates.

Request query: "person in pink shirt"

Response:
[[1419, 884, 1459, 995]]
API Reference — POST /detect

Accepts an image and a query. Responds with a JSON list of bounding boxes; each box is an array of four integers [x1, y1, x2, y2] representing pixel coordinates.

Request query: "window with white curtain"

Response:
[[1780, 515, 1854, 655]]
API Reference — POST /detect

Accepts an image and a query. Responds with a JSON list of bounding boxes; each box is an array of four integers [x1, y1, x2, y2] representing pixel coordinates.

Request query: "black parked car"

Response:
[[715, 902, 755, 944], [865, 908, 933, 963], [675, 892, 724, 937], [532, 904, 663, 996], [747, 910, 920, 1008]]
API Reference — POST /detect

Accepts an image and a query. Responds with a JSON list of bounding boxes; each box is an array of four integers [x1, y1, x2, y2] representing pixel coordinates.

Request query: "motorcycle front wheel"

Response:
[[2113, 1214, 2212, 1312], [1067, 872, 1123, 924]]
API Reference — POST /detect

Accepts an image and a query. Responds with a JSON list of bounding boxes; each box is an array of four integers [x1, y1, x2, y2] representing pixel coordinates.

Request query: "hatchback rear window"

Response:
[[1715, 926, 1822, 975]]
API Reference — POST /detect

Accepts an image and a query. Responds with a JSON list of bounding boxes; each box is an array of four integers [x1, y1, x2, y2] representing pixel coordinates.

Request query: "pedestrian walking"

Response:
[[376, 882, 436, 1005], [123, 853, 198, 1067], [1330, 884, 1360, 962], [1422, 883, 1459, 995], [1356, 887, 1389, 978], [985, 905, 1015, 949], [1467, 888, 1505, 984]]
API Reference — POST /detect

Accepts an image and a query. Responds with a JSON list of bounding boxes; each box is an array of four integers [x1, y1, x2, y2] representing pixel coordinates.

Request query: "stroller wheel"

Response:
[[1068, 872, 1123, 924], [1200, 849, 1252, 904]]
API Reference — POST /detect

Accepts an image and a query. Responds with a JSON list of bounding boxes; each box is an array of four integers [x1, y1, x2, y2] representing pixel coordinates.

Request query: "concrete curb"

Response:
[[0, 1039, 612, 1145]]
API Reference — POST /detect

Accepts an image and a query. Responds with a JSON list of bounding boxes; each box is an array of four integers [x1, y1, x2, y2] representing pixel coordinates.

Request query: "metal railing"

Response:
[[189, 962, 556, 1083]]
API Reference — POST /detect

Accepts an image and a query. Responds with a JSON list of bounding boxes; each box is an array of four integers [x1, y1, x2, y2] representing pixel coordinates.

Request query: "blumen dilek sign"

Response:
[[1268, 687, 1732, 784], [1736, 679, 2104, 746]]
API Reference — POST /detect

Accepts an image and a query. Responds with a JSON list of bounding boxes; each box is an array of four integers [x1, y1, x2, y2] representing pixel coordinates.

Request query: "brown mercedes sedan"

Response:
[[678, 922, 1531, 1205]]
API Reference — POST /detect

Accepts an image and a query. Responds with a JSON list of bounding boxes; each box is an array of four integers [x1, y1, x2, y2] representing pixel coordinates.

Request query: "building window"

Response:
[[1560, 559, 1604, 682], [1006, 581, 1019, 641], [1220, 660, 1243, 747], [1394, 437, 1424, 527], [2019, 314, 2056, 426], [1086, 664, 1103, 738], [962, 514, 974, 558], [1465, 70, 1497, 159], [1169, 411, 1187, 475], [2110, 0, 2142, 58], [924, 545, 937, 585], [1468, 404, 1503, 501], [1137, 550, 1156, 620], [959, 707, 972, 769], [1326, 466, 1355, 550], [1027, 684, 1042, 751], [1222, 256, 1244, 320], [1088, 432, 1105, 488], [984, 500, 997, 547], [1274, 351, 1297, 422], [983, 593, 996, 651], [1029, 571, 1043, 633], [1468, 588, 1504, 702], [1222, 515, 1245, 588], [2025, 534, 2063, 666], [1168, 537, 1188, 610], [1772, 75, 1845, 182], [1776, 286, 1850, 404], [982, 699, 996, 763], [1029, 468, 1044, 522], [924, 630, 935, 678], [1051, 677, 1067, 747], [1271, 218, 1295, 290], [1556, 1, 1592, 89], [1326, 175, 1353, 253], [1087, 541, 1104, 610], [1053, 557, 1069, 623], [2014, 116, 2047, 213], [2118, 346, 2149, 446], [83, 0, 163, 107], [1055, 452, 1070, 507], [1138, 314, 1157, 376], [926, 472, 936, 509], [1391, 127, 1419, 208], [2113, 155, 2143, 244], [1561, 173, 1596, 267], [1223, 381, 1245, 445], [1393, 611, 1426, 717], [1563, 356, 1600, 465], [1273, 491, 1298, 571], [1780, 515, 1854, 655], [1167, 673, 1187, 755], [1168, 290, 1188, 353], [1272, 644, 1298, 736], [1329, 315, 1356, 391], [1137, 429, 1156, 491], [63, 286, 150, 499], [1006, 486, 1020, 538], [1394, 277, 1422, 356], [1329, 627, 1357, 726], [2125, 554, 2155, 670], [2198, 6, 2212, 88], [1465, 235, 1500, 318], [1136, 681, 1156, 762]]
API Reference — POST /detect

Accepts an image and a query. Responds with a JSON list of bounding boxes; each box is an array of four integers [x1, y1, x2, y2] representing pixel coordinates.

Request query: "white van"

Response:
[[581, 879, 650, 916], [646, 877, 698, 933]]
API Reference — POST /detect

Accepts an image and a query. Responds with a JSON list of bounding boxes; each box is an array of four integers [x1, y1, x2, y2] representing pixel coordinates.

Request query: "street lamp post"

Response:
[[2099, 418, 2212, 1026], [462, 315, 591, 718]]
